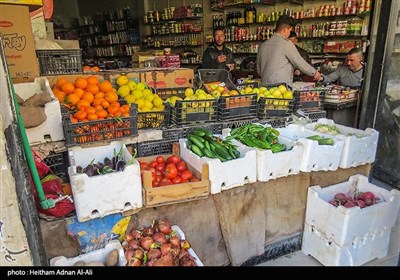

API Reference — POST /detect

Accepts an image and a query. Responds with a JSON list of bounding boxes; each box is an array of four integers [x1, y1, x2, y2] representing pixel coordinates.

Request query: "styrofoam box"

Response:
[[172, 225, 204, 266], [68, 141, 143, 222], [179, 138, 257, 194], [223, 127, 303, 182], [13, 77, 64, 145], [50, 240, 127, 266], [305, 174, 400, 247], [277, 124, 344, 172], [302, 223, 392, 266], [304, 118, 379, 168]]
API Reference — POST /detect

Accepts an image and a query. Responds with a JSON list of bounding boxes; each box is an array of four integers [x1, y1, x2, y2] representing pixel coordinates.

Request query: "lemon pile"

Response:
[[116, 75, 165, 113], [259, 85, 294, 110], [165, 88, 216, 109]]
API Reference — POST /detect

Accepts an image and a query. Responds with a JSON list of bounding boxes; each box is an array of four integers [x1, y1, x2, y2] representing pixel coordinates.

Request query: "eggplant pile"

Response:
[[123, 219, 198, 266], [76, 147, 137, 177]]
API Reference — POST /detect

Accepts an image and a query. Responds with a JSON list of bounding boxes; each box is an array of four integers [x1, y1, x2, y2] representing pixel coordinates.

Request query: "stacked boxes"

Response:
[[302, 175, 400, 266]]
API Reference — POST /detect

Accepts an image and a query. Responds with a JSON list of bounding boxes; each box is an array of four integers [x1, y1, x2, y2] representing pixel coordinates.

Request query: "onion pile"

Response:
[[329, 191, 380, 208], [123, 219, 197, 266]]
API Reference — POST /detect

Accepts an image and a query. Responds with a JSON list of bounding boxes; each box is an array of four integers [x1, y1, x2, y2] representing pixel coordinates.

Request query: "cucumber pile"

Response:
[[225, 123, 286, 153], [186, 128, 240, 162], [306, 135, 334, 145]]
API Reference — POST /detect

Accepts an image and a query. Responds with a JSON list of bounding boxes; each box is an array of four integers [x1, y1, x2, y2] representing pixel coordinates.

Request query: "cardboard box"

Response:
[[132, 51, 157, 68], [100, 69, 140, 87], [0, 4, 40, 83], [139, 145, 210, 207], [139, 68, 194, 89], [0, 0, 42, 11]]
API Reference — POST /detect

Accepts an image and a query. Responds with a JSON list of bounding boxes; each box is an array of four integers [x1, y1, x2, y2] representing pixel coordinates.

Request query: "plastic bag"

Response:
[[32, 149, 51, 178]]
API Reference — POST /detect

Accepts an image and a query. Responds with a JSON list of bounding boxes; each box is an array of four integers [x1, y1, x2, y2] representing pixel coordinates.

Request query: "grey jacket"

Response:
[[322, 66, 364, 88], [256, 33, 316, 85]]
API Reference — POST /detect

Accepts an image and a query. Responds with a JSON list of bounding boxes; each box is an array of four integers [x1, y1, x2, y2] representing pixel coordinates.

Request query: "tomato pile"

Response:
[[139, 155, 199, 188]]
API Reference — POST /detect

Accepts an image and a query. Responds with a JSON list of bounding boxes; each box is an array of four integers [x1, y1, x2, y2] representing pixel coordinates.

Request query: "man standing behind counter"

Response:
[[200, 28, 235, 71], [256, 15, 321, 85], [320, 48, 364, 88]]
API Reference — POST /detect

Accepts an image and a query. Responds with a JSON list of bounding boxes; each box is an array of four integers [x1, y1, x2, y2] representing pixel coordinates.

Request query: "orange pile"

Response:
[[52, 76, 129, 123]]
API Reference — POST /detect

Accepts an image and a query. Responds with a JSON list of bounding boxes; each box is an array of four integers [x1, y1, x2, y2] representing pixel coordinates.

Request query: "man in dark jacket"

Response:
[[200, 28, 235, 71], [288, 31, 314, 82]]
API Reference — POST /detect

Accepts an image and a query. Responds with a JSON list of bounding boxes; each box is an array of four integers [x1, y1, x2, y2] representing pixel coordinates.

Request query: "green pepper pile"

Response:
[[225, 124, 286, 153]]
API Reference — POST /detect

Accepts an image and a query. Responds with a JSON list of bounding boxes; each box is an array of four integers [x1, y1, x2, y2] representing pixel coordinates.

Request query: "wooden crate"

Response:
[[139, 144, 210, 207]]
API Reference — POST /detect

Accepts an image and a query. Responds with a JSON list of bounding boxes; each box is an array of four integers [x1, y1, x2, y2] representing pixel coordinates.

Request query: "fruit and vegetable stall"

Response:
[[8, 67, 400, 267]]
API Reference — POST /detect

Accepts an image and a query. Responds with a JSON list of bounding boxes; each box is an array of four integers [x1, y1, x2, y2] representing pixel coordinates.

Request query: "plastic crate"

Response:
[[162, 122, 223, 140], [153, 87, 186, 100], [137, 139, 179, 157], [235, 82, 259, 92], [36, 50, 83, 75], [137, 105, 170, 129], [221, 118, 259, 129], [198, 69, 238, 94], [43, 151, 69, 183], [293, 88, 326, 112], [171, 99, 218, 126], [63, 105, 138, 147], [257, 96, 294, 119], [258, 116, 292, 128], [218, 94, 258, 121], [303, 110, 327, 122]]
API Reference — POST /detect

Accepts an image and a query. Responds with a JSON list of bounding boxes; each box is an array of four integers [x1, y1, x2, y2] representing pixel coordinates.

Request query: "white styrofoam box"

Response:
[[172, 225, 204, 266], [305, 174, 400, 247], [13, 77, 64, 145], [302, 223, 391, 266], [277, 124, 344, 172], [304, 118, 379, 168], [50, 240, 127, 266], [68, 141, 142, 222], [222, 127, 303, 182], [179, 138, 257, 194]]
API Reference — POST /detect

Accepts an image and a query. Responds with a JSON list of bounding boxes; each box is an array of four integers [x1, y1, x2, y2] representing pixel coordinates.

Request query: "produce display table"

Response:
[[40, 165, 372, 266]]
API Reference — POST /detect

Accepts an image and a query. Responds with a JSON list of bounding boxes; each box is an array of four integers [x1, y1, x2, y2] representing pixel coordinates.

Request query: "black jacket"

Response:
[[200, 42, 235, 70]]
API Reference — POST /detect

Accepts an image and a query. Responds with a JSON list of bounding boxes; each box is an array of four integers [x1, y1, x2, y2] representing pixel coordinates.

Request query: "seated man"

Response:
[[321, 47, 364, 88]]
